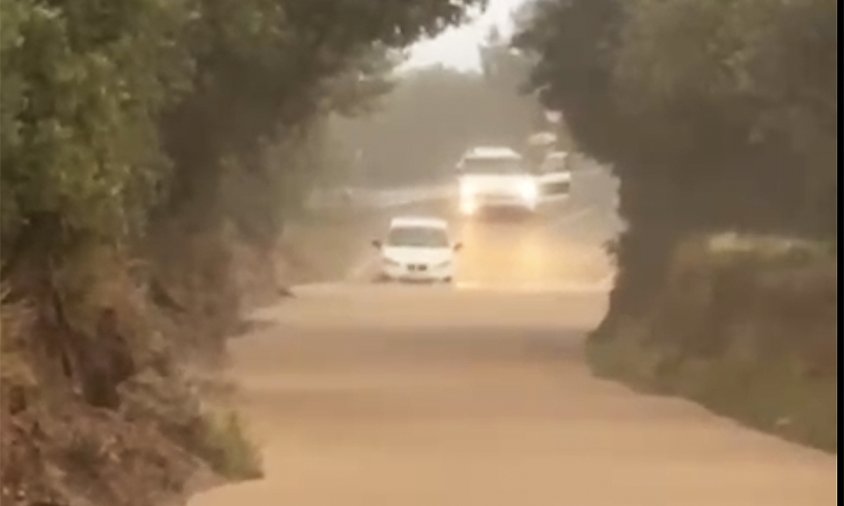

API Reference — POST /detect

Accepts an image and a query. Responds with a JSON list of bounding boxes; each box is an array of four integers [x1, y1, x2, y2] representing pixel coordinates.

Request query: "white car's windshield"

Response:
[[462, 158, 524, 175], [387, 227, 449, 248]]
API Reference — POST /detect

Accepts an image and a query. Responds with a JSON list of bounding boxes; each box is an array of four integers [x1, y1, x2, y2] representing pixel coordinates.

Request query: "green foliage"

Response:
[[519, 0, 837, 451], [1, 0, 485, 261], [189, 410, 263, 480], [517, 0, 835, 176], [156, 0, 485, 228], [1, 7, 487, 490], [515, 0, 836, 331], [222, 122, 332, 245], [1, 0, 194, 250], [587, 234, 836, 451], [588, 336, 837, 452]]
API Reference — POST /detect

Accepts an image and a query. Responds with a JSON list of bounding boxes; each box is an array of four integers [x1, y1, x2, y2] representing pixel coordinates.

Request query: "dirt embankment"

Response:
[[1, 291, 213, 505], [589, 234, 837, 452], [0, 201, 388, 506], [0, 236, 273, 506]]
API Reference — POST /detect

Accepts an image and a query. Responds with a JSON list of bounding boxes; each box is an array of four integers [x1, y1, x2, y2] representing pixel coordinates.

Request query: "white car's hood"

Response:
[[382, 246, 453, 265], [460, 174, 532, 193]]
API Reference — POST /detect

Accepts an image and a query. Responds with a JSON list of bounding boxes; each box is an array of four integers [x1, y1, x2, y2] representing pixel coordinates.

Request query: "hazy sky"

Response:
[[403, 0, 531, 72]]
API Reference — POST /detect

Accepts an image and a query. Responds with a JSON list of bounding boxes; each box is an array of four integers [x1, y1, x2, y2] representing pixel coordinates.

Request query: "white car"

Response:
[[456, 146, 571, 216], [373, 217, 461, 283]]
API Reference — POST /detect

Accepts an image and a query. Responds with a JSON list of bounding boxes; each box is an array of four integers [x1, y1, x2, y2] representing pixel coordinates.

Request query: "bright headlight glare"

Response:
[[519, 179, 538, 201]]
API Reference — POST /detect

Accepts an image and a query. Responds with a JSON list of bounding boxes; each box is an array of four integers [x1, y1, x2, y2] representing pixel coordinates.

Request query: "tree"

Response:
[[1, 0, 194, 260], [514, 0, 837, 337], [326, 36, 542, 187], [0, 0, 488, 353], [155, 0, 485, 225], [1, 0, 486, 265]]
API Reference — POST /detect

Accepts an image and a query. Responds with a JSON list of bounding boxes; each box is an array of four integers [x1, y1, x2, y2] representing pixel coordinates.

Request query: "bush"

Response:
[[587, 234, 837, 452], [189, 410, 262, 481]]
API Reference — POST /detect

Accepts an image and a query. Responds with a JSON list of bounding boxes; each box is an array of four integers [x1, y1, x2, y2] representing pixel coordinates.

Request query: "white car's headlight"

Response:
[[383, 256, 401, 266], [459, 180, 477, 215], [460, 180, 476, 198], [519, 179, 538, 202]]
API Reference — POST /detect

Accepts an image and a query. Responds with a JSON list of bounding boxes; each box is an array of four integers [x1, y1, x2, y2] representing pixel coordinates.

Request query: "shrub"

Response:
[[189, 410, 262, 481]]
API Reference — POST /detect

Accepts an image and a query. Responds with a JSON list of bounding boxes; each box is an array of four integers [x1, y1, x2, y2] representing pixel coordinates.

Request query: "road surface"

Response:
[[190, 172, 836, 505]]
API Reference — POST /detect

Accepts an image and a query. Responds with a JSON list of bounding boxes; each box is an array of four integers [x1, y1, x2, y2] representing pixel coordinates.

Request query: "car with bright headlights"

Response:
[[372, 217, 461, 283], [456, 146, 571, 216]]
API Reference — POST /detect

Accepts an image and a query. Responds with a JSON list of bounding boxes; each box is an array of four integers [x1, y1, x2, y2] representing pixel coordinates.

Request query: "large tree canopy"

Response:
[[515, 0, 836, 332], [0, 0, 486, 263]]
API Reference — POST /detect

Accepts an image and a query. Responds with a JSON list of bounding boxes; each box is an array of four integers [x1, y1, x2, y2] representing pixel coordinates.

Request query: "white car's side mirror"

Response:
[[453, 242, 463, 252], [372, 240, 382, 249]]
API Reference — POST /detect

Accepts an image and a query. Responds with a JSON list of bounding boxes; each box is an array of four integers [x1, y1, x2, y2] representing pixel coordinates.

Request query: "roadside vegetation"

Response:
[[515, 0, 836, 451], [188, 410, 262, 481], [0, 1, 485, 503], [326, 36, 545, 188], [589, 234, 836, 450]]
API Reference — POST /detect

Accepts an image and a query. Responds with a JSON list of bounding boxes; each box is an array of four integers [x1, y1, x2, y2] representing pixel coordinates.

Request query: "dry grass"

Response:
[[0, 284, 37, 396]]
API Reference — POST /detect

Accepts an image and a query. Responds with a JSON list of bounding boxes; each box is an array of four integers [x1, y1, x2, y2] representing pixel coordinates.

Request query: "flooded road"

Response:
[[190, 172, 836, 505]]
